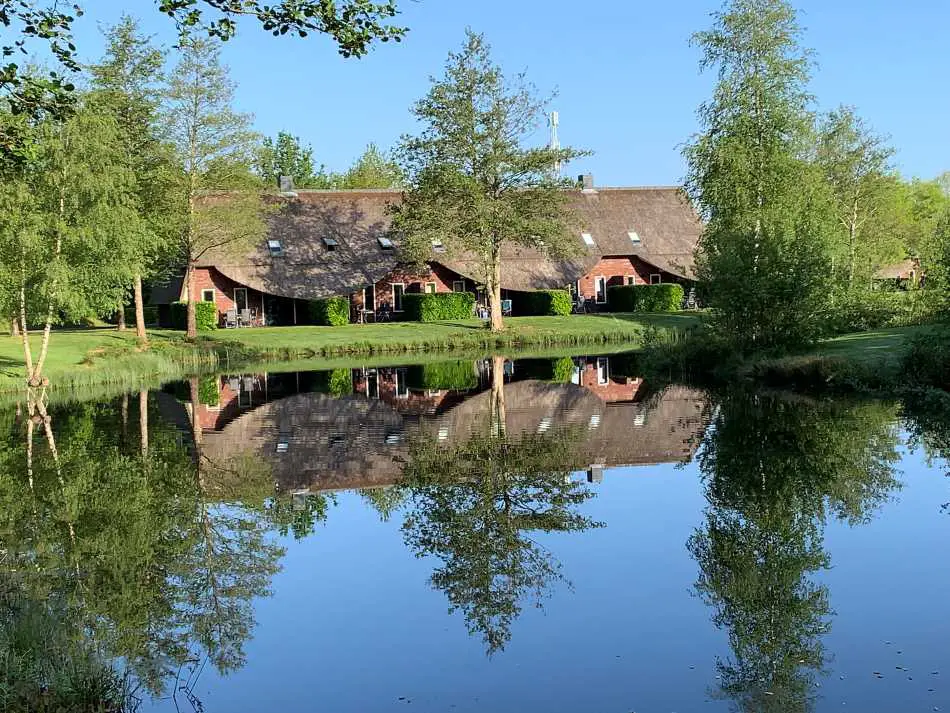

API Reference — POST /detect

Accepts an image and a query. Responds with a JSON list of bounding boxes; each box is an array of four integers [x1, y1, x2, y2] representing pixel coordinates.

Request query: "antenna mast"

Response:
[[549, 111, 561, 178]]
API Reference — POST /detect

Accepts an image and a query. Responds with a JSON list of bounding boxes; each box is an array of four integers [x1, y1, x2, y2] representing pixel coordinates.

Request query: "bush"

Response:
[[313, 368, 354, 396], [122, 305, 159, 326], [516, 357, 575, 382], [309, 297, 350, 326], [402, 292, 475, 322], [407, 360, 477, 390], [516, 289, 572, 316], [607, 284, 685, 312], [198, 376, 220, 406], [823, 290, 941, 335], [901, 330, 950, 390], [170, 301, 218, 331]]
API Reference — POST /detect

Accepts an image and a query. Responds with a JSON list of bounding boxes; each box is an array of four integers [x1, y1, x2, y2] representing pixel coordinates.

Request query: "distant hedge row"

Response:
[[516, 289, 572, 316], [407, 360, 478, 390], [170, 301, 218, 330], [403, 292, 475, 322], [309, 297, 350, 326], [607, 284, 684, 313]]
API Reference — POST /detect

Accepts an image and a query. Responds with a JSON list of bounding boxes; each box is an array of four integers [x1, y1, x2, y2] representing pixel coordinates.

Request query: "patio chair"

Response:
[[501, 299, 513, 316], [224, 309, 238, 328], [377, 303, 392, 323], [239, 308, 252, 327]]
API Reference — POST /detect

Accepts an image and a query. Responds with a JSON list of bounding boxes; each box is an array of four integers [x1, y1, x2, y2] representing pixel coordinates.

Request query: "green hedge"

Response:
[[170, 301, 218, 330], [406, 360, 478, 390], [516, 289, 572, 316], [518, 357, 575, 382], [123, 305, 159, 326], [823, 289, 941, 335], [606, 284, 684, 312], [402, 292, 475, 322], [313, 368, 354, 397], [198, 376, 220, 406], [309, 297, 350, 326]]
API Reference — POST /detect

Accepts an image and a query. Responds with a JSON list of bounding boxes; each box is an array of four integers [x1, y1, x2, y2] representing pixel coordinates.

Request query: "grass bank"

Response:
[[0, 313, 698, 394]]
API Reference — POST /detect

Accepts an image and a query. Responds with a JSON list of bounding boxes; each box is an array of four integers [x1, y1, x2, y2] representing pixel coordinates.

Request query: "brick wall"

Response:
[[191, 268, 267, 326], [371, 262, 468, 314], [576, 257, 672, 303], [578, 358, 644, 403]]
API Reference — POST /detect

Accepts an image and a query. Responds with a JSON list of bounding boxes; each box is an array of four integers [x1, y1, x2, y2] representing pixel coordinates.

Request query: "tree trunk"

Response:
[[133, 274, 148, 344], [847, 199, 859, 289], [489, 251, 504, 333], [10, 318, 19, 337], [490, 355, 507, 437], [121, 393, 129, 444], [117, 306, 126, 331], [139, 389, 149, 459], [185, 261, 198, 339]]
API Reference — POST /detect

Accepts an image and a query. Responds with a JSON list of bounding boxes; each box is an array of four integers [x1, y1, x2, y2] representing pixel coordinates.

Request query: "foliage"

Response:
[[309, 296, 350, 326], [400, 421, 601, 654], [900, 330, 950, 390], [124, 305, 159, 326], [823, 289, 942, 335], [257, 131, 325, 188], [550, 356, 575, 383], [199, 375, 220, 405], [402, 292, 475, 322], [171, 300, 218, 330], [515, 289, 572, 316], [392, 31, 585, 331], [341, 143, 405, 188], [514, 357, 575, 382], [406, 360, 477, 390], [607, 283, 684, 312], [685, 0, 834, 352], [313, 367, 354, 396]]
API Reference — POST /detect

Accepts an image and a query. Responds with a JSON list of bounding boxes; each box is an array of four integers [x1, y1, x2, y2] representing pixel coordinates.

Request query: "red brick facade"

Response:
[[578, 357, 644, 403], [575, 256, 677, 304], [190, 268, 269, 326], [365, 263, 471, 315]]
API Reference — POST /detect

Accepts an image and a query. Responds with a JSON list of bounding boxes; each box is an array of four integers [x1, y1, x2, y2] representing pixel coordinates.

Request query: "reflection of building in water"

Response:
[[178, 356, 708, 493]]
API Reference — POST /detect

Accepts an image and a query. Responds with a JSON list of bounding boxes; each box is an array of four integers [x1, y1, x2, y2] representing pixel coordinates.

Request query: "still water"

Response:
[[3, 353, 950, 712]]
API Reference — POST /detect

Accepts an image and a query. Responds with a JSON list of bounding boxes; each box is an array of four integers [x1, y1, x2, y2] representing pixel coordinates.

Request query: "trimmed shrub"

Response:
[[607, 283, 684, 313], [402, 292, 475, 322], [122, 305, 159, 327], [823, 290, 941, 335], [198, 376, 220, 406], [309, 297, 350, 326], [515, 289, 572, 316], [313, 368, 354, 397], [170, 301, 218, 331], [516, 356, 575, 382], [407, 360, 478, 390], [550, 356, 575, 383]]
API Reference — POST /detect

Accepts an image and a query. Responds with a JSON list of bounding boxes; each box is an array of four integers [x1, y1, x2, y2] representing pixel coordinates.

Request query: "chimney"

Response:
[[578, 173, 594, 191], [278, 175, 294, 192]]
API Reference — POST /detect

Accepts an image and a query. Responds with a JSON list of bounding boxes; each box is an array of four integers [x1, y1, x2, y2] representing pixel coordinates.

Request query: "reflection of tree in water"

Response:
[[902, 388, 950, 513], [400, 358, 601, 654], [691, 394, 902, 712], [0, 383, 287, 699]]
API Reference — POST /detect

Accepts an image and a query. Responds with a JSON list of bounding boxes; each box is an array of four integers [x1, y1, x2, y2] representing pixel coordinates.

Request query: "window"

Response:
[[431, 239, 446, 253], [392, 283, 405, 312], [537, 417, 553, 434], [596, 357, 609, 385], [201, 289, 215, 302], [633, 413, 647, 427], [628, 231, 641, 245], [366, 369, 380, 399], [626, 275, 636, 285], [234, 288, 248, 312], [323, 237, 338, 250], [363, 285, 375, 312], [581, 232, 595, 247], [594, 276, 607, 304], [377, 236, 394, 250], [267, 239, 283, 256], [425, 282, 437, 294], [452, 280, 466, 293], [395, 368, 409, 398], [650, 274, 662, 285]]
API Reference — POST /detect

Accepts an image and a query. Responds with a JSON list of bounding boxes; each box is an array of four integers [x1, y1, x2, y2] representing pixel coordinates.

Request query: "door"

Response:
[[234, 288, 248, 312], [594, 277, 607, 304]]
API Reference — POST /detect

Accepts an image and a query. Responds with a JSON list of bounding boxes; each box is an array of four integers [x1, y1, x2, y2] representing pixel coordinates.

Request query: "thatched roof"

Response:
[[874, 258, 920, 280], [190, 187, 700, 299]]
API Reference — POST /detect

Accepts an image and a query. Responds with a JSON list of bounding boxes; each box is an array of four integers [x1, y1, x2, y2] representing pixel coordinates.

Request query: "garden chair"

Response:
[[239, 309, 252, 327], [224, 309, 238, 328]]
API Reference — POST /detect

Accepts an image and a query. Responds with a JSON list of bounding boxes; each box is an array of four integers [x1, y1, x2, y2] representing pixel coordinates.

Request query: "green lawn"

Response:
[[814, 324, 937, 365]]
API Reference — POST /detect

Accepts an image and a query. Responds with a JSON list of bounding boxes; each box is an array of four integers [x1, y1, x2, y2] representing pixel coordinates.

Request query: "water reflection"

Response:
[[691, 394, 902, 711]]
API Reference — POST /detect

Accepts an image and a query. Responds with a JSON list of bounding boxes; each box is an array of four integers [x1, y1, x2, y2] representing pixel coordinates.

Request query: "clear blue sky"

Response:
[[71, 0, 949, 186]]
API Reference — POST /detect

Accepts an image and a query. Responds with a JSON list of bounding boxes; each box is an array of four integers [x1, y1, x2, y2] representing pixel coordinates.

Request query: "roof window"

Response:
[[581, 232, 595, 247], [378, 236, 394, 250], [628, 231, 641, 245], [323, 237, 338, 251], [267, 239, 283, 256], [432, 239, 446, 253]]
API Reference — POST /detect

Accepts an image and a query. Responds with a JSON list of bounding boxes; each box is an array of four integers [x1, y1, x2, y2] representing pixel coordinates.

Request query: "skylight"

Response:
[[432, 239, 446, 253], [581, 232, 595, 247], [267, 239, 283, 256], [377, 236, 394, 250], [628, 231, 641, 245], [323, 237, 338, 250]]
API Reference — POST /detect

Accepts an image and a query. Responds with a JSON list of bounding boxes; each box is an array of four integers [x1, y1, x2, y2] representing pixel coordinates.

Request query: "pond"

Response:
[[2, 352, 950, 712]]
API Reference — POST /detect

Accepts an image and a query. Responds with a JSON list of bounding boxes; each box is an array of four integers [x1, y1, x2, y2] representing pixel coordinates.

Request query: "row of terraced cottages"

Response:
[[149, 179, 702, 326]]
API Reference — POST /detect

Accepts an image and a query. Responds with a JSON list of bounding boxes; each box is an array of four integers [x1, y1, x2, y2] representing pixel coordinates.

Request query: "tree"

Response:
[[685, 0, 834, 352], [90, 16, 177, 344], [392, 31, 584, 332], [163, 34, 269, 338], [342, 143, 405, 188], [817, 106, 897, 289], [0, 1, 406, 157], [255, 130, 337, 188]]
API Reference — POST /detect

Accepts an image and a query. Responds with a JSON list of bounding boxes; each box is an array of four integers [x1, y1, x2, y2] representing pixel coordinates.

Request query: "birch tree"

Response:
[[393, 31, 584, 332], [817, 106, 895, 289], [163, 35, 267, 339], [685, 0, 834, 351]]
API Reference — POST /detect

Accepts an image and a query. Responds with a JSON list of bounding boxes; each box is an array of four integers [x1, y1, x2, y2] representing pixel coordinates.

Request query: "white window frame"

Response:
[[234, 287, 248, 311], [452, 280, 465, 293], [201, 288, 215, 303], [626, 275, 636, 285], [650, 274, 662, 285], [596, 357, 609, 385], [395, 368, 409, 399], [392, 283, 405, 312], [628, 231, 641, 245], [594, 276, 607, 304], [366, 369, 380, 399], [581, 232, 595, 247], [425, 282, 437, 294]]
